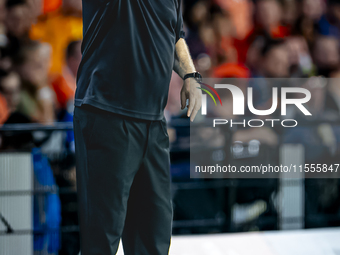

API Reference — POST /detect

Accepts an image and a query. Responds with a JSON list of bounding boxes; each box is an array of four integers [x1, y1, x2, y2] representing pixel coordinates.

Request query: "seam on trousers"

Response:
[[141, 121, 152, 160]]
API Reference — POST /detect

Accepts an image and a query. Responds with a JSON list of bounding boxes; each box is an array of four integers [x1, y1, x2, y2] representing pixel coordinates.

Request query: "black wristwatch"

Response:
[[183, 72, 202, 82]]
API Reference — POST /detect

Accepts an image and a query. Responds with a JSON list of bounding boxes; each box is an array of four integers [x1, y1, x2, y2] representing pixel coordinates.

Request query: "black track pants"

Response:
[[73, 104, 172, 255]]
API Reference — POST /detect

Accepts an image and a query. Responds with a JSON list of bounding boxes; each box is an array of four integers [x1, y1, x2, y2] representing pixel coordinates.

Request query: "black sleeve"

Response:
[[175, 0, 185, 43]]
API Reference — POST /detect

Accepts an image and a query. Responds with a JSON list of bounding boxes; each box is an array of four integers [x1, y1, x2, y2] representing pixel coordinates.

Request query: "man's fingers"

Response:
[[180, 91, 187, 109], [187, 97, 195, 117]]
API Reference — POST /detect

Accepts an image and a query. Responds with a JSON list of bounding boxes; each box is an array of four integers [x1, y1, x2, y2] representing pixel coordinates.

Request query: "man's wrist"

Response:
[[183, 72, 202, 82]]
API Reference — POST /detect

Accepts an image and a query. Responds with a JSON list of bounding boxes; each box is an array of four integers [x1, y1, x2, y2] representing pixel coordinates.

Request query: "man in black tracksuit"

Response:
[[73, 0, 202, 254]]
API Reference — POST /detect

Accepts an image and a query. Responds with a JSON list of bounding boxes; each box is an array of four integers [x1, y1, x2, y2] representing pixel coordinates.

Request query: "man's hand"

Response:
[[173, 38, 202, 121], [180, 78, 202, 122]]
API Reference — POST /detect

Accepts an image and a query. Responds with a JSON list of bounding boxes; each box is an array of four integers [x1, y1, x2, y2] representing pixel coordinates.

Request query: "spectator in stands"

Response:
[[247, 38, 290, 78], [301, 0, 325, 22], [281, 0, 299, 29], [317, 0, 340, 38], [0, 71, 21, 113], [255, 0, 289, 38], [14, 40, 55, 123], [294, 0, 325, 44], [183, 0, 209, 60], [259, 39, 290, 78], [313, 35, 340, 77], [215, 0, 253, 40], [285, 36, 314, 76], [52, 40, 81, 112], [211, 5, 237, 64], [5, 0, 35, 40], [65, 40, 81, 84]]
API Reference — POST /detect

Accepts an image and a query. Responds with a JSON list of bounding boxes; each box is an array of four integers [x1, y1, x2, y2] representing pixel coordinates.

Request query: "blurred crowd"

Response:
[[184, 0, 340, 79], [0, 0, 340, 126], [0, 0, 81, 129], [165, 0, 340, 122]]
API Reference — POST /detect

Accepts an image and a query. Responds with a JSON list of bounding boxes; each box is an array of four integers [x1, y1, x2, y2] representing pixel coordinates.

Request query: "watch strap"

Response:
[[183, 72, 202, 82]]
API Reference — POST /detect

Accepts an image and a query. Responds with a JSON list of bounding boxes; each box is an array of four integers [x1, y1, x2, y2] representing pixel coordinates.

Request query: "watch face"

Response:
[[195, 73, 202, 82]]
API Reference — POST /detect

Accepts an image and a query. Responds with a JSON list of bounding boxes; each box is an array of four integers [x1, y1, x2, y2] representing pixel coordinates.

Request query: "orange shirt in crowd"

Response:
[[30, 9, 82, 75], [212, 62, 250, 78], [233, 25, 290, 64], [51, 66, 76, 109]]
